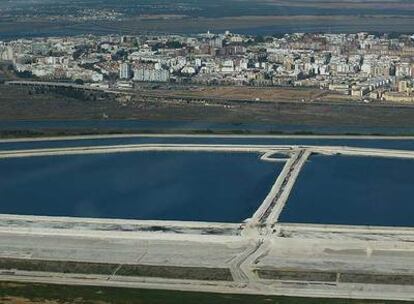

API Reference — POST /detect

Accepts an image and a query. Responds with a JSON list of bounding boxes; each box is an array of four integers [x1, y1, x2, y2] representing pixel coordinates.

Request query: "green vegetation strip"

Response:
[[258, 269, 337, 282], [0, 281, 409, 304], [0, 258, 115, 276], [2, 129, 414, 140], [0, 258, 233, 281], [256, 269, 414, 285], [116, 264, 233, 281], [340, 273, 414, 285]]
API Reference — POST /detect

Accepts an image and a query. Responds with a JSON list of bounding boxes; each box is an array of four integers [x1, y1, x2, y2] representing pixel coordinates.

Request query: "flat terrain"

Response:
[[2, 85, 414, 130], [0, 0, 413, 37], [0, 282, 406, 304], [49, 15, 414, 36], [153, 86, 325, 102], [0, 258, 233, 282]]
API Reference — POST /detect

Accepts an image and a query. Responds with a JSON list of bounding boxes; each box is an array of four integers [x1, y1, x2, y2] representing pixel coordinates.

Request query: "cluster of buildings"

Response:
[[1, 31, 414, 101]]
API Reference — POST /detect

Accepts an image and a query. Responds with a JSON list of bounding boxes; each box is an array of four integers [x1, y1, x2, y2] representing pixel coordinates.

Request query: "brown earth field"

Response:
[[143, 84, 370, 103], [147, 86, 326, 102]]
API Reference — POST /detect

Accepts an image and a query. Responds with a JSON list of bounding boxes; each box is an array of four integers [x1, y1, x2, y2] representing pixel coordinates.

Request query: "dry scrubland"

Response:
[[2, 85, 414, 130]]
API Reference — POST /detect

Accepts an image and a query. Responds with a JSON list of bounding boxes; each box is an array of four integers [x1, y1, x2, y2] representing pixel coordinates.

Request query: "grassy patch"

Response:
[[0, 258, 233, 281], [257, 269, 337, 282], [116, 264, 233, 281], [256, 268, 414, 285], [0, 258, 117, 276], [340, 273, 414, 285]]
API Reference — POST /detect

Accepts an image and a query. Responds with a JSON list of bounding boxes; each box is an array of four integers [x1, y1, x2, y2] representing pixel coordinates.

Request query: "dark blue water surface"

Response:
[[279, 155, 414, 227], [0, 152, 282, 222], [3, 136, 414, 152], [2, 125, 414, 226]]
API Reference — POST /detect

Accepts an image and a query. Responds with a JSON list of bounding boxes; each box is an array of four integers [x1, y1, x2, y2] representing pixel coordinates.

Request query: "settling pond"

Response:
[[1, 136, 414, 227], [0, 151, 283, 223], [280, 155, 414, 227]]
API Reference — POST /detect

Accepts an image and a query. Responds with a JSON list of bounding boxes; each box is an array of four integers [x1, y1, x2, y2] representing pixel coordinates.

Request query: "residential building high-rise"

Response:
[[119, 63, 131, 79]]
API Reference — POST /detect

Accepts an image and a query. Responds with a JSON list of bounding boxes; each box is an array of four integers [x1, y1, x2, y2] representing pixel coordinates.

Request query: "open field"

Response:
[[0, 282, 406, 304], [1, 0, 414, 37], [142, 84, 358, 103], [261, 0, 414, 11], [3, 85, 414, 130], [152, 86, 325, 102], [0, 258, 233, 281], [257, 269, 414, 285], [92, 15, 414, 34], [1, 15, 413, 39]]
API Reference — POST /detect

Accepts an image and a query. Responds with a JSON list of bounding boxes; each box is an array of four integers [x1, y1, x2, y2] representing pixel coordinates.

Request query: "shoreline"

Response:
[[2, 128, 414, 140]]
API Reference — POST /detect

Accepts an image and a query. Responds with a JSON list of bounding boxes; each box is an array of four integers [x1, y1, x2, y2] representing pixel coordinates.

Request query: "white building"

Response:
[[221, 60, 234, 73], [133, 65, 170, 82], [119, 63, 131, 79]]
